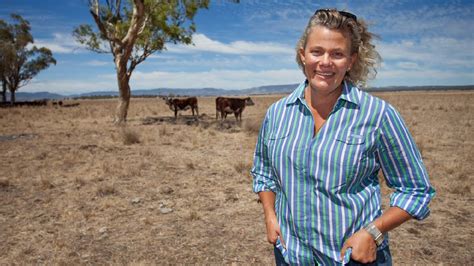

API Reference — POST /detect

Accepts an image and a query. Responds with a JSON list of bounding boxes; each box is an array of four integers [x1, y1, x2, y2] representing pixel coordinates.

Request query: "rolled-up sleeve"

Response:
[[377, 105, 435, 220], [251, 112, 277, 193]]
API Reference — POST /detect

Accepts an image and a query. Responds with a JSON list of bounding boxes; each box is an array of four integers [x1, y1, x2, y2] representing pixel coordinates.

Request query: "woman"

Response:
[[251, 9, 435, 265]]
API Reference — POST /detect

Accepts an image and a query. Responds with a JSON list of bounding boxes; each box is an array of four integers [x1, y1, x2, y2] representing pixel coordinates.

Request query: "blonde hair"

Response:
[[295, 9, 382, 87]]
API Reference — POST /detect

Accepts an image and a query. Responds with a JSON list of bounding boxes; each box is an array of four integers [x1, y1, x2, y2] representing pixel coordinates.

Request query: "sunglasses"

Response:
[[314, 9, 357, 22]]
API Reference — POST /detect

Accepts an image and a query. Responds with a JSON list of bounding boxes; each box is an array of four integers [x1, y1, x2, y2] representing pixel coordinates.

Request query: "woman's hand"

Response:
[[341, 229, 376, 263], [265, 214, 285, 247], [258, 191, 286, 247]]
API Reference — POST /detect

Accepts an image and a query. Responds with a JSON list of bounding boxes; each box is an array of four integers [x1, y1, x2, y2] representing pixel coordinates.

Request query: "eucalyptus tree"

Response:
[[73, 0, 210, 124], [0, 14, 56, 104], [0, 19, 14, 103]]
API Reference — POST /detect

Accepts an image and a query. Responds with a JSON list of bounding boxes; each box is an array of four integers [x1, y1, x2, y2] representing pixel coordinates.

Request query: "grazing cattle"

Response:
[[162, 96, 199, 118], [215, 97, 255, 121]]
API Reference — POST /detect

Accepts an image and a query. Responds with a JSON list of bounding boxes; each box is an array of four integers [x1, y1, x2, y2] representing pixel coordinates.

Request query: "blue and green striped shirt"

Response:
[[251, 81, 435, 265]]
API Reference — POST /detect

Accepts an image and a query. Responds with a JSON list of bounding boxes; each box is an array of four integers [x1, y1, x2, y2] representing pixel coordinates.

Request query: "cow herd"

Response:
[[161, 96, 255, 121]]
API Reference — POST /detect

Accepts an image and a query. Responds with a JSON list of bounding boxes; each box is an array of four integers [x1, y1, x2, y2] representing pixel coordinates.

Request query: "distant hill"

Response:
[[72, 84, 300, 99], [5, 91, 65, 101], [3, 84, 474, 101]]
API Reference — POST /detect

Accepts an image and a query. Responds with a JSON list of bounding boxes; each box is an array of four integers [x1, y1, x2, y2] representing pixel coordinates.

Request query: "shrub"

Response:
[[96, 184, 117, 197], [120, 127, 141, 145], [244, 117, 262, 135], [234, 161, 252, 175]]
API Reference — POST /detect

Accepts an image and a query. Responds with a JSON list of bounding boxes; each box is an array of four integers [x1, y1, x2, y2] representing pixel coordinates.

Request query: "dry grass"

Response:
[[0, 178, 11, 189], [96, 184, 117, 197], [243, 116, 263, 135], [120, 126, 141, 145], [0, 92, 473, 264]]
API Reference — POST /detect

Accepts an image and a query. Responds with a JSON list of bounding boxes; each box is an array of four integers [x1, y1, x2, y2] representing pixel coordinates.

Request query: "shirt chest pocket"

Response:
[[266, 131, 290, 161], [334, 131, 368, 181], [266, 131, 312, 177]]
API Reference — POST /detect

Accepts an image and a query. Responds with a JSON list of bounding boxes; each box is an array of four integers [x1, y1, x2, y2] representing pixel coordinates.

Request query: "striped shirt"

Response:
[[251, 80, 435, 265]]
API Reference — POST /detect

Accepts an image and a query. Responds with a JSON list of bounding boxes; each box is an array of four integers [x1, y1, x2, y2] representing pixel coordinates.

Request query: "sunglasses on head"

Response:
[[314, 9, 357, 22]]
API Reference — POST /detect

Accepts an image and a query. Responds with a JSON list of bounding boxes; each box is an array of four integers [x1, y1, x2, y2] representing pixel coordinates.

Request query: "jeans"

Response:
[[274, 245, 392, 265], [274, 246, 289, 266]]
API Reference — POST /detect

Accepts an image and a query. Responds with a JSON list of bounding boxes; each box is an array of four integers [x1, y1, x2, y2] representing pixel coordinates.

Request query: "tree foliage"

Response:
[[73, 0, 210, 123], [0, 14, 56, 103]]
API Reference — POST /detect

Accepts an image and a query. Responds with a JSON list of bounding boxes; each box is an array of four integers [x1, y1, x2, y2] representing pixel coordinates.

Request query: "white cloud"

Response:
[[21, 68, 304, 94], [396, 62, 420, 69], [375, 36, 474, 86], [378, 37, 474, 68], [85, 60, 112, 66], [168, 33, 294, 55], [368, 2, 474, 38], [375, 67, 474, 86], [22, 77, 116, 95], [34, 32, 87, 54], [145, 54, 295, 71], [130, 68, 304, 90]]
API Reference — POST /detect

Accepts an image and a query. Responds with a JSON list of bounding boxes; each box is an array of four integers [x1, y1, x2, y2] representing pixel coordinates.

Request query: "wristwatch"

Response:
[[363, 222, 384, 246]]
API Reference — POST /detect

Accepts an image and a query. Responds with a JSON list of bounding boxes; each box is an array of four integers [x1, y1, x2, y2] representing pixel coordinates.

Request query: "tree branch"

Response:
[[122, 0, 145, 48], [89, 0, 123, 47]]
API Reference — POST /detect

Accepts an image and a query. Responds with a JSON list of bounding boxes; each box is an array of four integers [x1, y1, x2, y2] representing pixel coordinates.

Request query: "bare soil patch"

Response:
[[0, 92, 472, 264]]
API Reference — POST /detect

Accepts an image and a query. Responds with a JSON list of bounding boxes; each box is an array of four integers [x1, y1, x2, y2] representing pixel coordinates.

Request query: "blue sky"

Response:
[[1, 0, 473, 95]]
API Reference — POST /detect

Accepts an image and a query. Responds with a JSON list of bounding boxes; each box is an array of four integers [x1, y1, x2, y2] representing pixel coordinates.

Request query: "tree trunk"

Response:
[[113, 56, 131, 124], [114, 78, 131, 124], [10, 89, 15, 105], [1, 81, 6, 103]]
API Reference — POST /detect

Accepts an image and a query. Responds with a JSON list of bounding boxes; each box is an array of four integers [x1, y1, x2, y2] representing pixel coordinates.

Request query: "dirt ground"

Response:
[[0, 90, 473, 264]]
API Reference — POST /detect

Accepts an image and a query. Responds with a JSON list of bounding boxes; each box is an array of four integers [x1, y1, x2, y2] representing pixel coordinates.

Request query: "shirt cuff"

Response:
[[389, 187, 435, 220], [252, 173, 277, 193]]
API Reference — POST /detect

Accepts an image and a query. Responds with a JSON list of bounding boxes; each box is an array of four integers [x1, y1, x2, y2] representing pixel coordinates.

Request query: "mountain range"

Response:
[[5, 84, 474, 101]]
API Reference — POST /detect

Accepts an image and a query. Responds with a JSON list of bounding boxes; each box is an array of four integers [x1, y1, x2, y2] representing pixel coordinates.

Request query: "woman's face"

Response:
[[299, 25, 356, 94]]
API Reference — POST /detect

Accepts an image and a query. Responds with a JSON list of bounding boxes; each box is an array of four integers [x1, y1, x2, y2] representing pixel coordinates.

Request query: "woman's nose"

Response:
[[319, 53, 331, 65]]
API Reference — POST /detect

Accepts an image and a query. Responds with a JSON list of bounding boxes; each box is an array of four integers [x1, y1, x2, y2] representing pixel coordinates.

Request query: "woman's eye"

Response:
[[332, 52, 345, 58], [311, 50, 322, 56]]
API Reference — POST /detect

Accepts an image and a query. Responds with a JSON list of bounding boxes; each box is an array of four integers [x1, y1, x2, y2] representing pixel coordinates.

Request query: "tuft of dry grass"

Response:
[[74, 177, 86, 188], [450, 184, 471, 195], [35, 152, 48, 160], [159, 125, 171, 137], [39, 176, 55, 189], [96, 184, 117, 197], [234, 161, 252, 175], [243, 117, 263, 135], [0, 178, 11, 189], [186, 162, 196, 170], [188, 211, 200, 221], [120, 126, 140, 145], [140, 149, 153, 157]]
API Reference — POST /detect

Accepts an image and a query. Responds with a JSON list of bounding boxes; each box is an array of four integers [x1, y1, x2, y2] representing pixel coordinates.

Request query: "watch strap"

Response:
[[363, 222, 384, 246]]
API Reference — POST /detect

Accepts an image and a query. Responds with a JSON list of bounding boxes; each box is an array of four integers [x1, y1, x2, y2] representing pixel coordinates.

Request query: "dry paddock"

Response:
[[0, 91, 473, 264]]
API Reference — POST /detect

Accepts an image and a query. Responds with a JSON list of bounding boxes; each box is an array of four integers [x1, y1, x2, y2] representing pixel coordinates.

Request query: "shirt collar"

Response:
[[286, 80, 307, 105], [340, 80, 360, 106], [287, 79, 361, 107]]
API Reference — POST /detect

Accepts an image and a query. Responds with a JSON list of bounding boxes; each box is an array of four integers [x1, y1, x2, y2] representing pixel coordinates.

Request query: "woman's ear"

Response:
[[349, 53, 358, 69], [299, 47, 306, 66]]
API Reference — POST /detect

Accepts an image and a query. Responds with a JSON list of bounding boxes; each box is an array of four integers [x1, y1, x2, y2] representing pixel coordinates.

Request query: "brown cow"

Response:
[[163, 96, 199, 118], [215, 97, 254, 121]]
